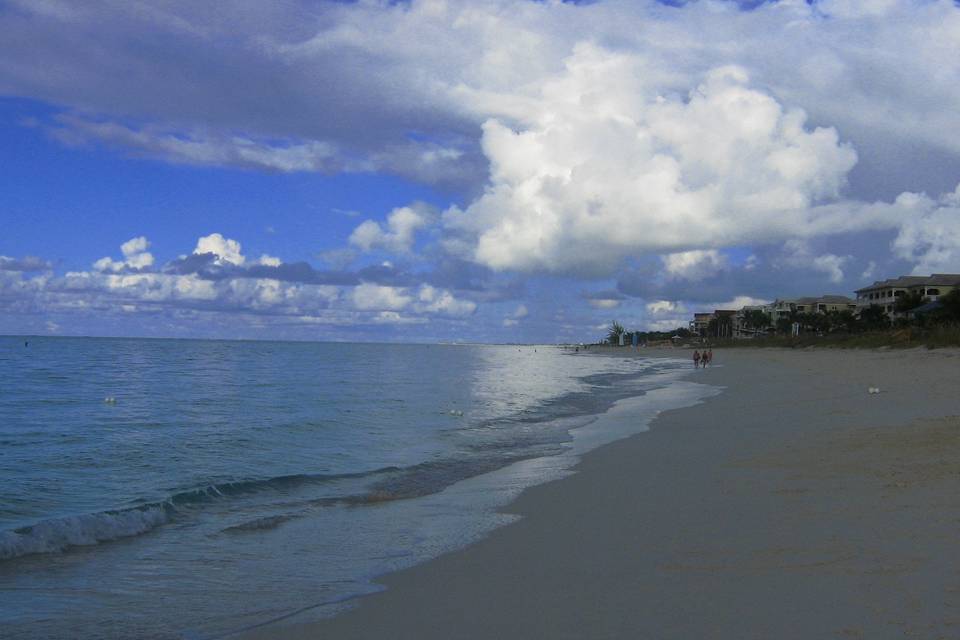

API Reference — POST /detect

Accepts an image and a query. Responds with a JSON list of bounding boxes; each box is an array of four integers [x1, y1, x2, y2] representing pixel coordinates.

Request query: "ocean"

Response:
[[0, 336, 708, 639]]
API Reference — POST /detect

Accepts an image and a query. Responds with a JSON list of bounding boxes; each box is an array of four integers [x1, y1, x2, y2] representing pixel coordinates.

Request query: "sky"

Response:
[[2, 0, 960, 343]]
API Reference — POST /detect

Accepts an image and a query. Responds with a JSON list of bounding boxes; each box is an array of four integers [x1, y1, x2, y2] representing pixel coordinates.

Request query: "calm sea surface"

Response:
[[0, 337, 702, 639]]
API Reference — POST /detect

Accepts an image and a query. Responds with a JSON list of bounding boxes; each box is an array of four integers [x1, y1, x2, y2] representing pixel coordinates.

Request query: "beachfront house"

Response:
[[690, 312, 714, 337], [768, 296, 855, 318], [797, 295, 857, 314], [854, 274, 960, 318], [690, 310, 737, 338], [768, 299, 796, 324], [698, 295, 857, 338]]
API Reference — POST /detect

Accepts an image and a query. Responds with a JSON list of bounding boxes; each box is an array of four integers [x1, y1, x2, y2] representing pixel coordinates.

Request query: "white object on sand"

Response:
[[868, 387, 880, 394]]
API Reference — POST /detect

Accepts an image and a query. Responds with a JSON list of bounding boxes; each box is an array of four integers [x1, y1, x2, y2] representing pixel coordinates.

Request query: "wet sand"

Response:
[[240, 347, 960, 639]]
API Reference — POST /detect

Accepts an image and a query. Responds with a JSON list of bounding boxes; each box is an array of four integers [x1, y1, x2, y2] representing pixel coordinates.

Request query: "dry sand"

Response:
[[240, 348, 960, 639]]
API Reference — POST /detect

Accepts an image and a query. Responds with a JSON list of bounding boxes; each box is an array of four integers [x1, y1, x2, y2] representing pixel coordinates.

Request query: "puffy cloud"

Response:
[[779, 240, 851, 284], [93, 236, 155, 272], [2, 232, 487, 339], [444, 53, 858, 275], [414, 284, 477, 317], [350, 283, 413, 311], [4, 0, 960, 200], [6, 0, 960, 336], [194, 233, 245, 266], [891, 184, 960, 274], [350, 204, 434, 255], [662, 250, 729, 281], [646, 300, 684, 315]]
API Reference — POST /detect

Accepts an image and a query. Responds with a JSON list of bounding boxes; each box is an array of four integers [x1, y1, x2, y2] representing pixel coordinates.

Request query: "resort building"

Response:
[[690, 310, 736, 337], [701, 295, 857, 339], [690, 312, 714, 336], [685, 274, 958, 335], [794, 296, 858, 314], [767, 296, 856, 320], [854, 274, 960, 316], [768, 299, 796, 324]]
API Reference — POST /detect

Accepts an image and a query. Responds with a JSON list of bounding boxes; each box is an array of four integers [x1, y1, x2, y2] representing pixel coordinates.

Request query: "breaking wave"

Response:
[[0, 467, 399, 562], [0, 507, 169, 561]]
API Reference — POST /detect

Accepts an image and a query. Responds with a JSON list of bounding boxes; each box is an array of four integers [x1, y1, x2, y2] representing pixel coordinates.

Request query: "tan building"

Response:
[[793, 295, 857, 314], [729, 296, 856, 338], [690, 312, 714, 336], [855, 274, 960, 316], [690, 310, 736, 337], [767, 295, 855, 320]]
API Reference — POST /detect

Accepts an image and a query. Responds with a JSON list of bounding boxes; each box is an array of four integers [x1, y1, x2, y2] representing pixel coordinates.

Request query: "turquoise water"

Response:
[[0, 337, 696, 638]]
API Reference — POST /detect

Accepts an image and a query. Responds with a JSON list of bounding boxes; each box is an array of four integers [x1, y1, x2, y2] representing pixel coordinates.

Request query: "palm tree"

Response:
[[607, 320, 625, 345]]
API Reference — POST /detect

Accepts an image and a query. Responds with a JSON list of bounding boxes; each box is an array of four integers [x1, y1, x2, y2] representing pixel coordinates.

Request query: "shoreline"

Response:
[[239, 347, 960, 639]]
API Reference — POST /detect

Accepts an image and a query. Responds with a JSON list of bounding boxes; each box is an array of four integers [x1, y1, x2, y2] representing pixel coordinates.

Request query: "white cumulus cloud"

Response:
[[891, 184, 960, 274], [444, 51, 858, 276], [662, 250, 729, 281], [93, 236, 155, 273], [350, 204, 433, 255], [350, 283, 413, 311], [779, 239, 851, 284], [194, 233, 245, 266], [414, 284, 477, 317]]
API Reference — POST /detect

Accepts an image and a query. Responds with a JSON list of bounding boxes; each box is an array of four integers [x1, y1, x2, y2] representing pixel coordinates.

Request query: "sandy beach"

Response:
[[240, 347, 960, 639]]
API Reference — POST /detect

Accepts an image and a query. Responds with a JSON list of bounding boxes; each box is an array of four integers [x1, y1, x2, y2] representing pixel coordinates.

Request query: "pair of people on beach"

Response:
[[693, 349, 712, 368]]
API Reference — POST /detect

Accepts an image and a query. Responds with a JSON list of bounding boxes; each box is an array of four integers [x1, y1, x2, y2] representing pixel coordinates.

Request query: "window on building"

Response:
[[927, 288, 940, 296]]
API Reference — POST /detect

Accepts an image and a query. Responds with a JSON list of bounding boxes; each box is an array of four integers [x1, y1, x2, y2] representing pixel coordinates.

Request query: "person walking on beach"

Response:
[[706, 348, 713, 366], [693, 350, 701, 368]]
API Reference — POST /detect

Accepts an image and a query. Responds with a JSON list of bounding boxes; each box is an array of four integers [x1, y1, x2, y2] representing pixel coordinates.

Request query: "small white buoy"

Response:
[[104, 396, 117, 404], [448, 409, 463, 417]]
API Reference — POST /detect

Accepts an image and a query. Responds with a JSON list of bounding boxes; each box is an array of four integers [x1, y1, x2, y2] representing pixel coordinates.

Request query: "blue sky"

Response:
[[2, 0, 960, 342]]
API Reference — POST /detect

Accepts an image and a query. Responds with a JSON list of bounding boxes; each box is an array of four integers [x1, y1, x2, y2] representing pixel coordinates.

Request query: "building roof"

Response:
[[792, 295, 856, 306], [818, 295, 856, 304], [855, 273, 960, 293]]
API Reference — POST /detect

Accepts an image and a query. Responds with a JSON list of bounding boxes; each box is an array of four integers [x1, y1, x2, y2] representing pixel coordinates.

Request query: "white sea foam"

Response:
[[0, 507, 169, 561]]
